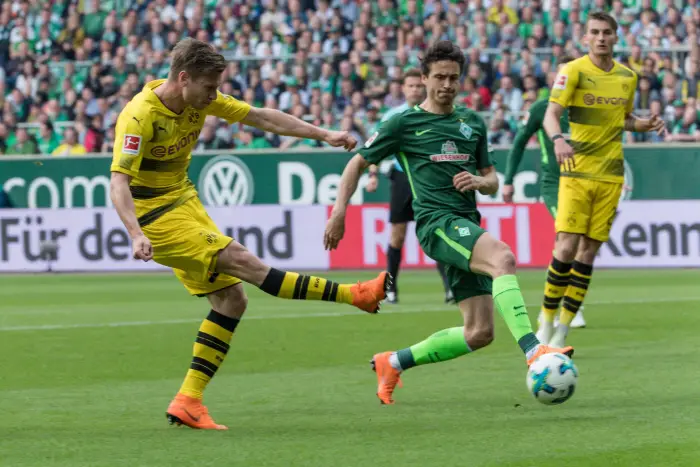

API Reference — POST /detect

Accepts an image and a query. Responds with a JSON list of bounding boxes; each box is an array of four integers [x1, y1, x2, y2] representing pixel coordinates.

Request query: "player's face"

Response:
[[182, 72, 221, 109], [585, 19, 618, 57], [423, 61, 461, 106], [402, 76, 425, 106]]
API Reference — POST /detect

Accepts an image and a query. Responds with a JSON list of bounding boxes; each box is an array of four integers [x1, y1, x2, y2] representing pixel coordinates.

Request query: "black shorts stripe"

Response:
[[321, 281, 332, 301], [196, 332, 230, 354], [292, 275, 303, 300], [137, 194, 190, 227], [190, 357, 217, 377], [298, 275, 311, 300], [206, 310, 239, 332], [329, 282, 339, 302]]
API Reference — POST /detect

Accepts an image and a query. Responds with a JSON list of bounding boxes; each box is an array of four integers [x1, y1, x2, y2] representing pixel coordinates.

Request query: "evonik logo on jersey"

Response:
[[150, 130, 201, 158], [197, 155, 255, 206]]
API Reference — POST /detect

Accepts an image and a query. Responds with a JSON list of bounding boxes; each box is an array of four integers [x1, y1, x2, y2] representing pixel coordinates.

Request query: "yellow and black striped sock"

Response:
[[258, 268, 352, 304], [179, 310, 239, 399], [560, 261, 593, 326], [541, 257, 572, 323]]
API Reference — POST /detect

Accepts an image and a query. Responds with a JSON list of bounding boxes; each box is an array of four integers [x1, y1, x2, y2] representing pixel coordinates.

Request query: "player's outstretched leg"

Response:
[[469, 233, 574, 366], [551, 237, 599, 347], [167, 285, 247, 430], [372, 295, 493, 404], [215, 240, 390, 313]]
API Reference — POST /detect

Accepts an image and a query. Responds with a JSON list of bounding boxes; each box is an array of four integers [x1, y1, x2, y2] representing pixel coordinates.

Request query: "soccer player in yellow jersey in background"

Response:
[[537, 12, 665, 348], [110, 38, 390, 430]]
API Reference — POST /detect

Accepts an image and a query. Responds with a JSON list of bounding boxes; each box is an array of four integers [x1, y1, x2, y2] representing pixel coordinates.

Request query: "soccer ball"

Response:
[[526, 353, 578, 405]]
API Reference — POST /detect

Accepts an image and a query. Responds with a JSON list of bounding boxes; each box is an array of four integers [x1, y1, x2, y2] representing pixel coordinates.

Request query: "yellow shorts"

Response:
[[555, 177, 622, 243], [143, 197, 241, 296]]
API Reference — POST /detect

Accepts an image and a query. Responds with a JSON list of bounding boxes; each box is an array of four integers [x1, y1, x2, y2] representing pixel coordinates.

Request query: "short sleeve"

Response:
[[549, 62, 579, 108], [475, 118, 494, 169], [358, 114, 402, 165], [626, 73, 638, 113], [110, 110, 153, 177], [205, 91, 251, 124]]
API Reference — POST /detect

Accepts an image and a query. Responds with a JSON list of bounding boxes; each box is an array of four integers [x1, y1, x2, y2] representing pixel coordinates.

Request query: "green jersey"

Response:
[[504, 99, 569, 185], [359, 106, 493, 225]]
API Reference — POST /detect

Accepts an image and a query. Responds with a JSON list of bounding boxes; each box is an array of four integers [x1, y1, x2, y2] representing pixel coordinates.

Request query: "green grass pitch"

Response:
[[1, 269, 699, 466]]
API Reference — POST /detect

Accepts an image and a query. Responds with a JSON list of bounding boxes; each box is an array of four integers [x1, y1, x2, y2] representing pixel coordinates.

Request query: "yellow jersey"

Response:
[[110, 80, 251, 221], [549, 55, 637, 183]]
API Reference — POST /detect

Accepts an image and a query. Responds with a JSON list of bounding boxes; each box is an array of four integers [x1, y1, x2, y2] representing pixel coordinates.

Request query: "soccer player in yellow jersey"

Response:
[[110, 38, 390, 430], [537, 12, 664, 347]]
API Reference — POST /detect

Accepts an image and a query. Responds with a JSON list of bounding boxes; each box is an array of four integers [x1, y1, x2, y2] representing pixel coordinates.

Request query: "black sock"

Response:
[[436, 262, 450, 293], [387, 246, 401, 292]]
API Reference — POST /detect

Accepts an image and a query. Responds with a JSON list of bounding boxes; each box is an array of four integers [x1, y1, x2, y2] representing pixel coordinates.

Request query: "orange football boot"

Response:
[[166, 393, 228, 430], [350, 271, 392, 314], [371, 351, 403, 405], [527, 344, 575, 367]]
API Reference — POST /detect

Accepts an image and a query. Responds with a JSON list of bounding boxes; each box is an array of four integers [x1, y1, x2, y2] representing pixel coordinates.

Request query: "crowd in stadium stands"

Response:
[[1, 0, 700, 156]]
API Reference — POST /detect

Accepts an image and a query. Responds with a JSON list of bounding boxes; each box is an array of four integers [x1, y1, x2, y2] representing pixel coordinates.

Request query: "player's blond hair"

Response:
[[169, 38, 227, 80]]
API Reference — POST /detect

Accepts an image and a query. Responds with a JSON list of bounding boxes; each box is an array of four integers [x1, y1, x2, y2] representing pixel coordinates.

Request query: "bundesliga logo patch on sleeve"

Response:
[[553, 74, 568, 90], [122, 135, 142, 155], [365, 132, 378, 148]]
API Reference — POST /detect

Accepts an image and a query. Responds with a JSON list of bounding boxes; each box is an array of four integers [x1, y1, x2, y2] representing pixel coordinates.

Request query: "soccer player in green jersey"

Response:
[[324, 41, 574, 405], [503, 55, 587, 330]]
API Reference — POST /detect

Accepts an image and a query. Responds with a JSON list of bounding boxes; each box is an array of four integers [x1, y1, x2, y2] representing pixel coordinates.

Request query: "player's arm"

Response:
[[454, 120, 498, 195], [545, 64, 577, 166], [623, 74, 665, 135], [504, 102, 544, 201], [324, 116, 401, 250], [207, 91, 356, 150], [110, 112, 153, 261], [242, 107, 356, 150]]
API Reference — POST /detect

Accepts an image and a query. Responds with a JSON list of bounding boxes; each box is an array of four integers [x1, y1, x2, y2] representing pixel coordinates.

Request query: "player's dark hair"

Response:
[[170, 38, 227, 80], [420, 41, 466, 76], [403, 68, 422, 83], [557, 55, 575, 66], [587, 11, 618, 32]]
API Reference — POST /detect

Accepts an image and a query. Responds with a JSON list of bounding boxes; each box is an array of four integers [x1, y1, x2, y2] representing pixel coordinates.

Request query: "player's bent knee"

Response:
[[490, 241, 516, 277], [555, 233, 579, 262], [208, 284, 248, 319], [216, 241, 269, 285], [465, 325, 494, 350]]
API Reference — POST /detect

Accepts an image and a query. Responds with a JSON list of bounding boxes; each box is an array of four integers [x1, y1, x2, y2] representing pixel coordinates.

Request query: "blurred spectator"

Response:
[[5, 127, 38, 155], [52, 127, 87, 156], [0, 0, 699, 152]]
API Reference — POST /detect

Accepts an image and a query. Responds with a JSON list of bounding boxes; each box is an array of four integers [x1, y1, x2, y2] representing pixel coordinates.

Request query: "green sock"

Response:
[[493, 275, 539, 354], [396, 327, 471, 370]]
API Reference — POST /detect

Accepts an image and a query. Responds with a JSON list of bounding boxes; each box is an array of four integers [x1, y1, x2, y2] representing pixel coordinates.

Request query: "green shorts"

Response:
[[417, 213, 493, 303], [541, 177, 560, 219]]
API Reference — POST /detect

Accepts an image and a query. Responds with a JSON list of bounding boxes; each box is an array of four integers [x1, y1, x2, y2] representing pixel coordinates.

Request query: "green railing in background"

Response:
[[2, 145, 700, 208]]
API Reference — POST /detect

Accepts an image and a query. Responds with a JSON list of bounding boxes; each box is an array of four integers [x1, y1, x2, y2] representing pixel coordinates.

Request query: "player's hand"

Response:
[[366, 174, 378, 192], [453, 171, 483, 192], [324, 130, 357, 151], [502, 184, 515, 203], [324, 209, 346, 250], [643, 115, 666, 135], [132, 234, 153, 261], [554, 139, 575, 169]]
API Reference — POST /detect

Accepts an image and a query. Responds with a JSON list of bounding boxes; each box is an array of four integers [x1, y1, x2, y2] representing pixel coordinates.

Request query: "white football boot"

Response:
[[570, 307, 586, 328]]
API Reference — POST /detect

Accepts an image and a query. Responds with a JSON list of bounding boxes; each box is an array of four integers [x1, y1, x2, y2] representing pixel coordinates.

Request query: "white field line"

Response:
[[1, 296, 699, 332]]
